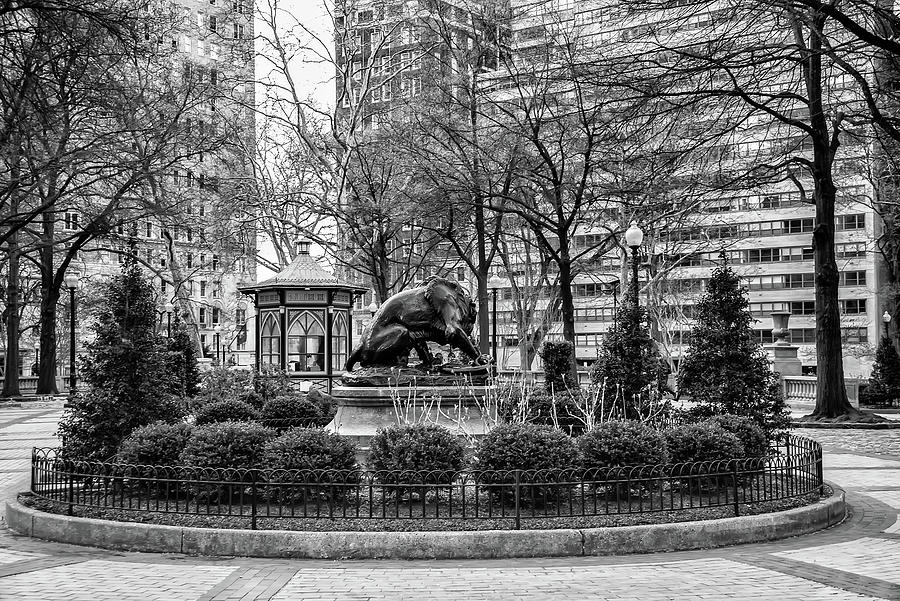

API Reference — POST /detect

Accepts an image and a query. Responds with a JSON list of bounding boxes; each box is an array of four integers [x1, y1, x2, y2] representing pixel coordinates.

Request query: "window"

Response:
[[837, 214, 865, 230], [785, 273, 815, 288], [212, 307, 220, 324], [210, 69, 218, 86], [187, 253, 194, 268], [840, 271, 866, 286], [842, 327, 868, 344], [783, 218, 814, 234], [456, 267, 466, 281], [287, 311, 326, 372], [260, 313, 281, 368], [331, 312, 348, 372], [836, 242, 866, 258], [161, 280, 167, 295], [841, 299, 866, 315], [199, 307, 207, 325], [790, 301, 815, 315], [236, 308, 246, 324], [212, 254, 219, 270], [200, 281, 207, 297], [208, 15, 217, 32], [63, 211, 79, 231], [145, 222, 153, 238]]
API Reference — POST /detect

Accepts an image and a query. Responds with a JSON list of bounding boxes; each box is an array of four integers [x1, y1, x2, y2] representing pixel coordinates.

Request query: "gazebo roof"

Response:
[[239, 241, 367, 294]]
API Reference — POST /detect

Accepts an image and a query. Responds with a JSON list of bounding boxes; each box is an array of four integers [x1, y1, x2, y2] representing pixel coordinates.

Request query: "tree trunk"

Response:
[[811, 177, 854, 417], [802, 12, 854, 418], [2, 239, 21, 398], [557, 250, 578, 381], [475, 269, 489, 355], [36, 214, 59, 394]]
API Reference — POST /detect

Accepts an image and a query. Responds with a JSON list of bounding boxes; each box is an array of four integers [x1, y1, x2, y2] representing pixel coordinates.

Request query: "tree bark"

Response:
[[801, 10, 855, 417], [557, 247, 579, 381], [2, 241, 21, 398], [36, 213, 59, 394]]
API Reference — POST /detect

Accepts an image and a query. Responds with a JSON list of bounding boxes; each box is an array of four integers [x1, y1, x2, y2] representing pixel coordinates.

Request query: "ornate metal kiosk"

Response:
[[239, 241, 367, 392]]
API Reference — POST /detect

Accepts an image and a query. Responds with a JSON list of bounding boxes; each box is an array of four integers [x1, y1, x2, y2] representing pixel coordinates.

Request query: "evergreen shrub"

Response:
[[664, 423, 744, 464], [179, 421, 274, 470], [259, 395, 324, 431], [475, 423, 580, 473], [262, 428, 358, 501], [58, 254, 184, 461], [540, 340, 577, 392], [677, 259, 791, 440], [263, 428, 358, 472], [705, 414, 768, 459], [194, 399, 259, 426], [475, 423, 580, 503], [578, 420, 667, 472], [368, 424, 466, 484], [862, 336, 900, 407], [590, 287, 669, 420], [116, 421, 192, 467]]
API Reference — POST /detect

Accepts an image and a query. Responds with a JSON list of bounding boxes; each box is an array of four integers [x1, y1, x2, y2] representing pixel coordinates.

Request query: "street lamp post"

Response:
[[64, 272, 79, 395], [163, 302, 174, 338], [214, 324, 222, 365], [487, 275, 503, 369], [624, 222, 644, 307], [883, 310, 892, 338]]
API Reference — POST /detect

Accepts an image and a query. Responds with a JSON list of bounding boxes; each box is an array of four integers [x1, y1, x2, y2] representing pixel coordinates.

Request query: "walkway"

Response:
[[1, 404, 900, 600]]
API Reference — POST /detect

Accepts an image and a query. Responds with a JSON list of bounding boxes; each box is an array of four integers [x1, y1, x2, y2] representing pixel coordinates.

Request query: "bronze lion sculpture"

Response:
[[345, 277, 486, 371]]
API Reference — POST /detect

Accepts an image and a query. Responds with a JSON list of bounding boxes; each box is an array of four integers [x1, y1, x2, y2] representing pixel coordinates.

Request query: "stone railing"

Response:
[[0, 376, 74, 398], [782, 375, 859, 409]]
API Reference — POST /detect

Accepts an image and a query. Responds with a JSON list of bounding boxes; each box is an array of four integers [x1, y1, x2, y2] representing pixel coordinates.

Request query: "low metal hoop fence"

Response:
[[30, 435, 823, 530]]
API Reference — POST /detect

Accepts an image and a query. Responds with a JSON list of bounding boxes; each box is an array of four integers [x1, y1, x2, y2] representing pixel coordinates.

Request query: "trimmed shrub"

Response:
[[116, 421, 192, 467], [705, 414, 768, 459], [260, 395, 324, 431], [262, 428, 358, 502], [475, 423, 579, 473], [540, 340, 577, 392], [194, 399, 259, 426], [475, 423, 580, 504], [664, 423, 744, 464], [368, 424, 466, 482], [578, 420, 667, 471], [264, 428, 358, 472], [179, 421, 274, 470]]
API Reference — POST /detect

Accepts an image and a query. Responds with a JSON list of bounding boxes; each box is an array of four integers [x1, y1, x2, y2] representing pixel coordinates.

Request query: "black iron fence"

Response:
[[30, 436, 823, 530]]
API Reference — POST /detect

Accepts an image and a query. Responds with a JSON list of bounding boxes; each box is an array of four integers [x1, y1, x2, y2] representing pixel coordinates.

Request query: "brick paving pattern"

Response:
[[2, 405, 900, 600]]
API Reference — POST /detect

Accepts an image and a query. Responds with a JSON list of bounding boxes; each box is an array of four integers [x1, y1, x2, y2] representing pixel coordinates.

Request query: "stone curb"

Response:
[[792, 421, 900, 429], [4, 492, 845, 560]]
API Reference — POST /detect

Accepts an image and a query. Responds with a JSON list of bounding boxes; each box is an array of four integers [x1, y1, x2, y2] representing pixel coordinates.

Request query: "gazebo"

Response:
[[239, 241, 367, 392]]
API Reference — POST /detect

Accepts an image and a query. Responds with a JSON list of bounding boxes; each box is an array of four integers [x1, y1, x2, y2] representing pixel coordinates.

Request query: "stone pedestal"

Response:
[[766, 342, 802, 377], [325, 384, 494, 452]]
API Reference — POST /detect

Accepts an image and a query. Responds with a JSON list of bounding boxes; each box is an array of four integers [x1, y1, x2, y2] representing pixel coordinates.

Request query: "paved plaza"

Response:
[[1, 404, 900, 600]]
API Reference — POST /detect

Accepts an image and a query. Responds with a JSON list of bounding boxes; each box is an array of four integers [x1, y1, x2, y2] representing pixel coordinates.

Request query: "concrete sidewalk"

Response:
[[1, 404, 899, 600]]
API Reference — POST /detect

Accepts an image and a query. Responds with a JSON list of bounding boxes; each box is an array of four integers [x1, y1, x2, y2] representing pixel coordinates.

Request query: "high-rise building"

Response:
[[56, 0, 257, 372], [336, 0, 882, 378]]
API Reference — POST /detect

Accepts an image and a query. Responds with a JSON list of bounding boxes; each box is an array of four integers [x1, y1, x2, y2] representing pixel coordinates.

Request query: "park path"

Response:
[[1, 404, 900, 600]]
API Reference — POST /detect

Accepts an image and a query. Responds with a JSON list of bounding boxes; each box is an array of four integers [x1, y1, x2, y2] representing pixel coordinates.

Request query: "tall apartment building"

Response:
[[336, 0, 882, 378], [45, 0, 257, 373], [493, 0, 883, 378], [334, 0, 508, 337]]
